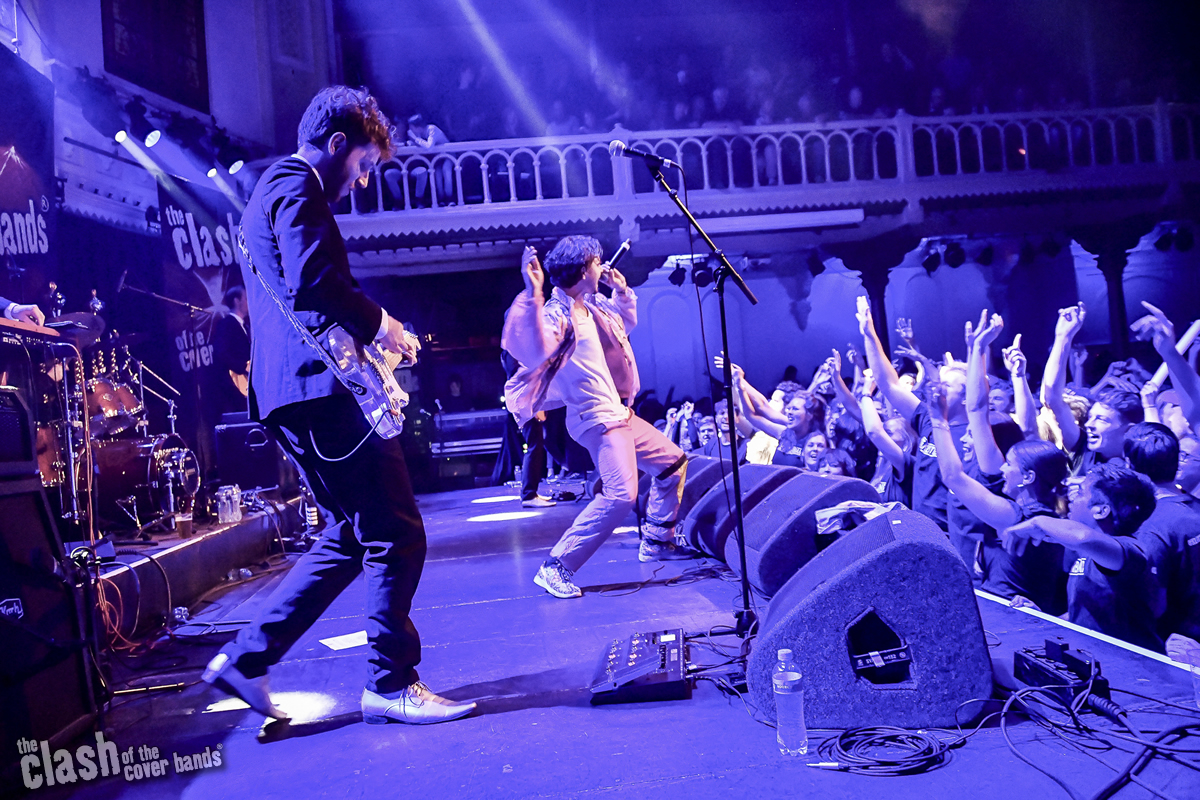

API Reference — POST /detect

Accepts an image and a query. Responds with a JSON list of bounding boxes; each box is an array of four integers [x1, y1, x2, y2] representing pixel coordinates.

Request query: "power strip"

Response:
[[1014, 637, 1110, 707]]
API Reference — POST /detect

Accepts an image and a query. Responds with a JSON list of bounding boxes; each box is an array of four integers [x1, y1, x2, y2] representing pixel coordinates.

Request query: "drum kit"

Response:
[[31, 287, 200, 538]]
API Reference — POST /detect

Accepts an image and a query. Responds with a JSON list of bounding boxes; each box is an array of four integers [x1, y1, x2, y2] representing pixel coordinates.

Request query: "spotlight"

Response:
[[1175, 226, 1194, 252], [211, 129, 249, 174], [806, 251, 826, 277], [691, 257, 715, 288], [1040, 237, 1061, 258], [944, 241, 966, 268], [668, 264, 687, 287], [121, 96, 160, 147], [1155, 230, 1175, 252], [976, 244, 995, 266], [166, 113, 215, 173], [1018, 240, 1037, 265], [922, 248, 941, 274]]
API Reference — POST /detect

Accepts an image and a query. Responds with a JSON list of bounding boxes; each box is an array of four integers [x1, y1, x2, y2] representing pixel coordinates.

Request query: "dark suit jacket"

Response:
[[211, 311, 251, 415], [240, 156, 384, 421]]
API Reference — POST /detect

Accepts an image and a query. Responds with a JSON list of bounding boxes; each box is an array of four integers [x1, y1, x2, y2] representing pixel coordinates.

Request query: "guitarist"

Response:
[[203, 86, 475, 726], [212, 285, 251, 414]]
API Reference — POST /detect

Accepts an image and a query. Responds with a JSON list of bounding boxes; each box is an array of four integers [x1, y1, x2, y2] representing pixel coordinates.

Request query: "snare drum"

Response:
[[93, 434, 200, 527]]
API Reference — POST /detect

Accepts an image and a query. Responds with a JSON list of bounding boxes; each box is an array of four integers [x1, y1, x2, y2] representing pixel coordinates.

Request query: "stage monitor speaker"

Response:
[[725, 473, 880, 596], [747, 508, 992, 730], [680, 464, 799, 558], [216, 422, 288, 492], [675, 455, 730, 522], [0, 478, 98, 767]]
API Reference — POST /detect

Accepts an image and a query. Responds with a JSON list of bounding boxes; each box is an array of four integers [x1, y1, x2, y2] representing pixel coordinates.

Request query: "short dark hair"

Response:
[[990, 413, 1024, 458], [818, 448, 856, 475], [1087, 462, 1156, 535], [222, 285, 245, 309], [544, 236, 603, 288], [1093, 388, 1143, 426], [297, 86, 396, 160], [1124, 421, 1180, 484]]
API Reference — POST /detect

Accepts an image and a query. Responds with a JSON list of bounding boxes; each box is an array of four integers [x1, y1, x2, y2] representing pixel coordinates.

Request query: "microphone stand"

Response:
[[646, 163, 759, 636]]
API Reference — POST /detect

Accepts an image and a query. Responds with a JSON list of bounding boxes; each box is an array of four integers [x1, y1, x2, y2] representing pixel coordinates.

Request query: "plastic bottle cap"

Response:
[[777, 648, 792, 660]]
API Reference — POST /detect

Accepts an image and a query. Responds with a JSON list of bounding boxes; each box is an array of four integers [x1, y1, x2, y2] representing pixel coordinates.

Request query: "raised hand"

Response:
[[521, 246, 544, 296], [846, 343, 865, 371], [855, 295, 874, 338], [829, 348, 843, 375], [1054, 302, 1086, 340], [1130, 301, 1177, 357], [895, 317, 915, 345], [926, 380, 950, 421], [977, 312, 1004, 349], [964, 309, 990, 351], [1002, 333, 1027, 378], [1000, 519, 1045, 557], [602, 265, 628, 293], [1140, 379, 1161, 409], [895, 343, 937, 375]]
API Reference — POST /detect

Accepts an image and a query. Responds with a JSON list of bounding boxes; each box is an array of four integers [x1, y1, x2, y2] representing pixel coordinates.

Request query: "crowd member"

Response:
[[1123, 422, 1200, 640], [817, 448, 856, 477], [502, 237, 696, 600], [856, 295, 969, 531], [1004, 463, 1161, 652], [929, 379, 1069, 613], [702, 399, 749, 463], [859, 375, 916, 506]]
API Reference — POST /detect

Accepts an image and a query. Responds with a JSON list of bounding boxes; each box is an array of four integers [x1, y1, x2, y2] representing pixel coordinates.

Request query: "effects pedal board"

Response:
[[589, 628, 692, 705], [1014, 637, 1110, 707]]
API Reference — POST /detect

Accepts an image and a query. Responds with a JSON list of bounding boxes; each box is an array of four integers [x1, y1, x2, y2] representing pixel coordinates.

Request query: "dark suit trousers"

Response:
[[223, 393, 426, 693]]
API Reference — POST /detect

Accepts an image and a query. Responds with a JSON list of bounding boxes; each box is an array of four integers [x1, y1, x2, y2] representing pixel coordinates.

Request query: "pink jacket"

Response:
[[501, 285, 639, 427]]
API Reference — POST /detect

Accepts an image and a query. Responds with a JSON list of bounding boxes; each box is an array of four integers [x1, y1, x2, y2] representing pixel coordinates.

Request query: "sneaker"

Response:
[[534, 558, 582, 598], [522, 495, 557, 508], [638, 538, 701, 563], [362, 683, 476, 725]]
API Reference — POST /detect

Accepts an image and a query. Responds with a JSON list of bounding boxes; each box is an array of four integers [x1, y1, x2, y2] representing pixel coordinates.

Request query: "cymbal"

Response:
[[46, 312, 106, 347]]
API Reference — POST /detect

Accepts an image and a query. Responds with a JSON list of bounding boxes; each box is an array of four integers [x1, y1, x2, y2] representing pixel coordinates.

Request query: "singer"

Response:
[[502, 236, 698, 600]]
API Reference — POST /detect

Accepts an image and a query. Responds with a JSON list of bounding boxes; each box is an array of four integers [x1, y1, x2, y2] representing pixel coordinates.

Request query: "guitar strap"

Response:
[[236, 229, 367, 397]]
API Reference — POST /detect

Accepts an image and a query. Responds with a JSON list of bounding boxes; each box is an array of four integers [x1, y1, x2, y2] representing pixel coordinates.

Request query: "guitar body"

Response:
[[324, 326, 412, 439]]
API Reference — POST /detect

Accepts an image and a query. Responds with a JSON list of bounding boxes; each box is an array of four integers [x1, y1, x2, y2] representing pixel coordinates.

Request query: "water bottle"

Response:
[[773, 648, 808, 756]]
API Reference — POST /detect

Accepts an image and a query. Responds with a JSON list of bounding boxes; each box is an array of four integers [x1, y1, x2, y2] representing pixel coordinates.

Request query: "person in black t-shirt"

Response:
[[1004, 462, 1162, 653], [930, 380, 1070, 613], [855, 295, 969, 531], [1124, 422, 1200, 640]]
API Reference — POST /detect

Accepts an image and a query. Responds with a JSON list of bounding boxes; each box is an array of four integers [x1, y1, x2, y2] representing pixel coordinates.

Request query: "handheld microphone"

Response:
[[608, 140, 679, 171], [605, 239, 632, 270]]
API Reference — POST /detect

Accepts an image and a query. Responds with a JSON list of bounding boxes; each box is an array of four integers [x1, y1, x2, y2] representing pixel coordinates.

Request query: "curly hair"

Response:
[[297, 86, 396, 160], [544, 235, 603, 288]]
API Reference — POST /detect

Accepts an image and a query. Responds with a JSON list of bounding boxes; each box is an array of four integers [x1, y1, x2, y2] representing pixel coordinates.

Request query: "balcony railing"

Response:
[[339, 102, 1200, 242]]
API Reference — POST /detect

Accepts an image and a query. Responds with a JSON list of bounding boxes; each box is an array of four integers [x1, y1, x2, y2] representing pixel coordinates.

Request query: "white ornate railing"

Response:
[[338, 102, 1200, 243]]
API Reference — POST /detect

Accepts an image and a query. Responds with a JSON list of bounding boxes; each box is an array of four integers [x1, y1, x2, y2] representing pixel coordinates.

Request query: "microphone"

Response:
[[608, 140, 679, 170], [604, 239, 632, 270], [116, 269, 128, 293]]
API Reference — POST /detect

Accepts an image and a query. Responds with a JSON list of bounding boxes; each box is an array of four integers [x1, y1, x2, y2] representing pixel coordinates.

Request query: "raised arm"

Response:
[[500, 247, 562, 367], [966, 310, 1006, 475], [856, 296, 920, 420], [1003, 334, 1038, 437], [927, 382, 1019, 531], [828, 349, 861, 421], [1131, 302, 1200, 431], [859, 377, 907, 472], [1042, 303, 1086, 452], [735, 372, 788, 438]]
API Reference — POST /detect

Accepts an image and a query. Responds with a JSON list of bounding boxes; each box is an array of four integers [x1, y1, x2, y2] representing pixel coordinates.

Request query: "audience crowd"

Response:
[[408, 38, 1188, 144], [641, 298, 1200, 657]]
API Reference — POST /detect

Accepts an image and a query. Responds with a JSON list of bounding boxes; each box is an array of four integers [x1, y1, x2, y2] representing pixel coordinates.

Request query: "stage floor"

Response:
[[37, 484, 1200, 800]]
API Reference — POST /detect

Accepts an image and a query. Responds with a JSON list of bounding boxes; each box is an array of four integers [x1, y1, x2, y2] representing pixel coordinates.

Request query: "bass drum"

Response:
[[93, 434, 200, 528]]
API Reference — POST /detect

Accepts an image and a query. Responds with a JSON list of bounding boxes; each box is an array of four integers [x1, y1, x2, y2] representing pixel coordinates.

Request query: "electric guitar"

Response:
[[324, 326, 420, 438], [236, 230, 420, 438]]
